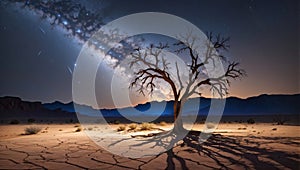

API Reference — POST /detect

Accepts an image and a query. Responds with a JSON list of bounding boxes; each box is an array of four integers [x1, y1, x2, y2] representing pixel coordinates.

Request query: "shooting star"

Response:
[[37, 50, 42, 56], [67, 66, 73, 74], [39, 26, 46, 34]]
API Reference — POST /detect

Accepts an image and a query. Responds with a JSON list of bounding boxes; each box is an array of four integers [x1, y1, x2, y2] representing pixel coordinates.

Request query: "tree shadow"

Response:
[[109, 130, 300, 169], [169, 131, 299, 169]]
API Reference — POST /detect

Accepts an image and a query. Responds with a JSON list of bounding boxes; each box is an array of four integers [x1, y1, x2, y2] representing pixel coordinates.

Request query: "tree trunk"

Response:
[[173, 100, 185, 132]]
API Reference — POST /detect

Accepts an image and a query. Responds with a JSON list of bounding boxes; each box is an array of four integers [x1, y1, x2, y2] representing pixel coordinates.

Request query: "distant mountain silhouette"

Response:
[[43, 94, 299, 117], [0, 94, 299, 123], [222, 94, 299, 115], [0, 96, 77, 123]]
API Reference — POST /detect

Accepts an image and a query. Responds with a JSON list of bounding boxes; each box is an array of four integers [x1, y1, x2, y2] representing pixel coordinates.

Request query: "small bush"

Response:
[[75, 127, 82, 132], [140, 123, 152, 131], [273, 115, 288, 125], [206, 123, 215, 129], [114, 120, 120, 124], [117, 125, 126, 131], [24, 126, 42, 135], [87, 127, 93, 131], [10, 119, 20, 124], [128, 123, 137, 130], [247, 118, 255, 124], [27, 118, 35, 124], [159, 121, 167, 126]]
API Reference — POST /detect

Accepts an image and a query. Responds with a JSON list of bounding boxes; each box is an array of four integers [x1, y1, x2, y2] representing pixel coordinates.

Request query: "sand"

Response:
[[0, 123, 299, 169]]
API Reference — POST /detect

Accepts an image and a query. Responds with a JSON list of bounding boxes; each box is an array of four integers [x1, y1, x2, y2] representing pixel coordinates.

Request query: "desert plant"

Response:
[[75, 127, 82, 132], [206, 122, 215, 129], [87, 127, 93, 131], [273, 114, 288, 125], [10, 119, 20, 124], [247, 118, 255, 124], [114, 120, 120, 124], [117, 125, 126, 131], [24, 126, 42, 135], [128, 123, 137, 130], [140, 123, 153, 131], [159, 121, 167, 126], [27, 118, 35, 124]]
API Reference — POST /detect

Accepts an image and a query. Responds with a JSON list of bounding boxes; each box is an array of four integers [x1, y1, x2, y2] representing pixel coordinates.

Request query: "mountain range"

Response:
[[0, 94, 299, 123]]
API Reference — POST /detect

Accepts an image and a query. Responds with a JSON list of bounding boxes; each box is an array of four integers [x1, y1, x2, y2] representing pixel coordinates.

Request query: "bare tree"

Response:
[[129, 32, 246, 132]]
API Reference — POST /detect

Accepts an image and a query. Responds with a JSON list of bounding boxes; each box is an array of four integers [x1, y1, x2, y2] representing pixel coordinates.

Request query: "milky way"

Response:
[[2, 0, 106, 42]]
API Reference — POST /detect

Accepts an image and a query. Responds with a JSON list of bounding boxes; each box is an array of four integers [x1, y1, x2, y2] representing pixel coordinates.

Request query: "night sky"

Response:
[[0, 0, 298, 106]]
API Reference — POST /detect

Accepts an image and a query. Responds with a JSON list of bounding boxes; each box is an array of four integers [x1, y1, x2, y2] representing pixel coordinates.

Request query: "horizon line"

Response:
[[1, 93, 299, 110]]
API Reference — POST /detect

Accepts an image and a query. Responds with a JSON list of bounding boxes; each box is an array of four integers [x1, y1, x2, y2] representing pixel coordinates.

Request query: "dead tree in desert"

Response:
[[129, 32, 246, 132]]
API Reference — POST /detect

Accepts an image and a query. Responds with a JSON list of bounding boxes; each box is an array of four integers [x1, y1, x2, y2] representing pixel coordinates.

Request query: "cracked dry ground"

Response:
[[0, 124, 299, 170]]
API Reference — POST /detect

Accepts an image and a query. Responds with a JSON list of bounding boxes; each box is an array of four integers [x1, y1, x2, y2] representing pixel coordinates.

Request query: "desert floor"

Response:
[[0, 123, 299, 169]]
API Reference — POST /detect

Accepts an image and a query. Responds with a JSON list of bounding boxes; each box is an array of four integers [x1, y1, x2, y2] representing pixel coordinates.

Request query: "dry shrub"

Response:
[[247, 118, 255, 124], [140, 123, 152, 131], [27, 118, 35, 124], [113, 120, 120, 124], [117, 125, 126, 131], [75, 127, 82, 132], [10, 119, 19, 124], [88, 127, 93, 131], [159, 121, 167, 126], [206, 123, 215, 129], [273, 114, 288, 125], [24, 126, 42, 135], [128, 123, 137, 130]]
